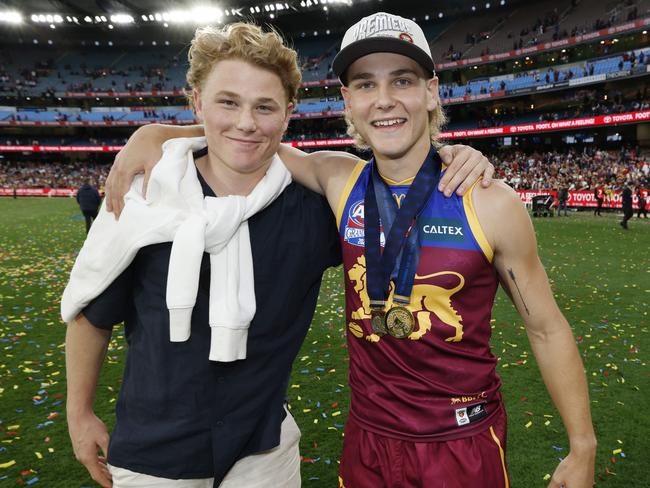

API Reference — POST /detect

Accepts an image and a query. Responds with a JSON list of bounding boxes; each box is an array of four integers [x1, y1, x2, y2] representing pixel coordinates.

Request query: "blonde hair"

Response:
[[344, 98, 447, 149], [186, 23, 301, 110]]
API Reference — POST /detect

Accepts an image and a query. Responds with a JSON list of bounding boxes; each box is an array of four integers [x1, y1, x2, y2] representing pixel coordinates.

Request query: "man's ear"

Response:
[[283, 102, 294, 132], [426, 76, 440, 112], [341, 85, 351, 110], [193, 88, 204, 123]]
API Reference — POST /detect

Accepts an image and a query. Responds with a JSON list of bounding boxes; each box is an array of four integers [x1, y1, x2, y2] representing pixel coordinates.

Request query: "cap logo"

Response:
[[399, 32, 414, 43], [349, 13, 413, 42]]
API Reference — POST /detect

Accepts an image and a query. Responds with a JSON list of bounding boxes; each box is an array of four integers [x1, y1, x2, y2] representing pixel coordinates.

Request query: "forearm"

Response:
[[65, 314, 111, 416], [138, 122, 204, 144], [528, 319, 596, 451]]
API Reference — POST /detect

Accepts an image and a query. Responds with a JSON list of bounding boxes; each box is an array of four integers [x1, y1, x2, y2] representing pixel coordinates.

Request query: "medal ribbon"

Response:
[[364, 146, 442, 309]]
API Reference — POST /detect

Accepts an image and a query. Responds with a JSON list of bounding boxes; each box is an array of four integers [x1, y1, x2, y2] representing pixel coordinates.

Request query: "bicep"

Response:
[[491, 193, 564, 337], [278, 145, 357, 200]]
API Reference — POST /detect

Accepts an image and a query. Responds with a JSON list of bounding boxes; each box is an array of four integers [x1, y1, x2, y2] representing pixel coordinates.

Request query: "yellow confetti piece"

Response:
[[332, 411, 341, 417], [543, 474, 551, 481], [290, 384, 300, 389], [35, 452, 43, 459], [303, 409, 311, 413], [7, 425, 19, 430], [525, 421, 532, 428], [0, 460, 16, 469], [613, 448, 622, 455], [48, 448, 54, 453], [544, 420, 550, 426]]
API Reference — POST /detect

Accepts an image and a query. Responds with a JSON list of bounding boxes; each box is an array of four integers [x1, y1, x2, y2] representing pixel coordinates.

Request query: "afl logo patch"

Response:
[[344, 200, 365, 247], [348, 200, 365, 226], [399, 32, 414, 43]]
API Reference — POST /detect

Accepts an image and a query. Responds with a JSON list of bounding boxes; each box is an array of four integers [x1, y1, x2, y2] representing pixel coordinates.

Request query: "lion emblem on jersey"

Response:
[[347, 255, 465, 342]]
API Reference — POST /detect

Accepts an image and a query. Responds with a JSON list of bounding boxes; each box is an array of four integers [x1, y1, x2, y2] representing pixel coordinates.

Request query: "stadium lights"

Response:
[[110, 14, 134, 24], [152, 7, 223, 24], [30, 13, 63, 23], [0, 10, 22, 24]]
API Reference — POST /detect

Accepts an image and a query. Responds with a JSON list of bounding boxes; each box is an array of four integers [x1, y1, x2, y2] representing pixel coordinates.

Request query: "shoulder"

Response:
[[471, 180, 531, 251], [472, 179, 523, 213]]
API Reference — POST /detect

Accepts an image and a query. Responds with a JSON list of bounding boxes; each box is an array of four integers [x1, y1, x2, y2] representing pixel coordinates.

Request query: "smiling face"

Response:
[[193, 58, 293, 177], [341, 52, 439, 166]]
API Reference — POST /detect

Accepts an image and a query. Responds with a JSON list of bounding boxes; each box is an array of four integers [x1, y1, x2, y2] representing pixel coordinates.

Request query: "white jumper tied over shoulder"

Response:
[[61, 136, 292, 362]]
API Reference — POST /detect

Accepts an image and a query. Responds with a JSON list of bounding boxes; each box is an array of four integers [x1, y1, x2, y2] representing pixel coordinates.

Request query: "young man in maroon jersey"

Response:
[[104, 14, 595, 488]]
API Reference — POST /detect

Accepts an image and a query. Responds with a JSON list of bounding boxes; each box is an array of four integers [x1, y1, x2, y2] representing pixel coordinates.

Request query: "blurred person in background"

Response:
[[76, 180, 101, 234]]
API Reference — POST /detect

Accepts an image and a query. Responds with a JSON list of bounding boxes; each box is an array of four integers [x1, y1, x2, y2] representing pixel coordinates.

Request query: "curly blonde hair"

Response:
[[186, 23, 301, 110], [345, 103, 447, 149]]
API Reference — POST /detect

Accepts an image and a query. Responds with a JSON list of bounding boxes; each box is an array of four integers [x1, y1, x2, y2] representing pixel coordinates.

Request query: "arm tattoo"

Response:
[[507, 268, 530, 316]]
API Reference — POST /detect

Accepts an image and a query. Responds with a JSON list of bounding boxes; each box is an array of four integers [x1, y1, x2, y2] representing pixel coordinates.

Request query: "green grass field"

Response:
[[0, 197, 648, 487]]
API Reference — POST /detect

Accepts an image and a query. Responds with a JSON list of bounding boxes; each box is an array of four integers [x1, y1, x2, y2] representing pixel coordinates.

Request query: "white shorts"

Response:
[[109, 410, 301, 488]]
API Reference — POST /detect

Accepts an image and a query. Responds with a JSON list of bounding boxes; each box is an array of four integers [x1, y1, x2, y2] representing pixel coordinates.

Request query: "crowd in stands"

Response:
[[441, 0, 644, 62], [0, 161, 109, 189], [496, 147, 649, 191], [2, 148, 647, 193]]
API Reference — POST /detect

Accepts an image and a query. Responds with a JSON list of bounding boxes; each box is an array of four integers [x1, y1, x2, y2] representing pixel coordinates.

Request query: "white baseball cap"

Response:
[[332, 12, 435, 84]]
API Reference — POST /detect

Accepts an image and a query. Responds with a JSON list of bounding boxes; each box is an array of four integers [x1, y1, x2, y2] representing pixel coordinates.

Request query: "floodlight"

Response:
[[111, 14, 134, 24]]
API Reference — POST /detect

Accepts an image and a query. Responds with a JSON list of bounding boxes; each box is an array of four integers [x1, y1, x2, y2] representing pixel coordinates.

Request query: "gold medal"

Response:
[[385, 306, 415, 339], [370, 309, 387, 336]]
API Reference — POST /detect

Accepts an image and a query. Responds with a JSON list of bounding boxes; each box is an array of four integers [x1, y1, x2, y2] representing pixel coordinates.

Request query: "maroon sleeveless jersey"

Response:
[[337, 161, 503, 441]]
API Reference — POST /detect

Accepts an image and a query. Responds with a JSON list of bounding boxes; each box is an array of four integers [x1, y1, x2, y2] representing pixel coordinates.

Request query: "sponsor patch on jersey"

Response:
[[455, 402, 487, 427], [419, 217, 465, 243], [344, 200, 386, 247]]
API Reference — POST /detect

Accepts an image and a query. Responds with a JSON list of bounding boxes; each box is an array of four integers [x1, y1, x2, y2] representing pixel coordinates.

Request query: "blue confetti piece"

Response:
[[26, 477, 39, 485]]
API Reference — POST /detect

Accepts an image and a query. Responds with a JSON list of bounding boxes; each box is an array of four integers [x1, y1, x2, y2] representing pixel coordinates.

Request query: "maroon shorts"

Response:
[[339, 406, 510, 488]]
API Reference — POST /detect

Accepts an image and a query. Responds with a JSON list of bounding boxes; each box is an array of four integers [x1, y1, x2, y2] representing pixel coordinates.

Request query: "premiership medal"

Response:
[[385, 306, 415, 339], [364, 147, 442, 341], [371, 309, 387, 336]]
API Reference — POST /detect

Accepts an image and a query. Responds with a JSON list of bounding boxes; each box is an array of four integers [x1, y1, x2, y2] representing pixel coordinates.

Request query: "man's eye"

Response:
[[218, 99, 236, 106], [258, 105, 274, 112], [395, 78, 412, 87]]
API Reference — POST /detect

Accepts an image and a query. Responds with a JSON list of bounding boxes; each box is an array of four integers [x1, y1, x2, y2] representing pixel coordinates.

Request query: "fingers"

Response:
[[438, 145, 468, 196], [437, 145, 454, 165], [455, 158, 487, 196], [442, 149, 479, 197], [76, 451, 112, 488], [87, 458, 112, 488], [98, 431, 110, 459], [482, 160, 495, 187]]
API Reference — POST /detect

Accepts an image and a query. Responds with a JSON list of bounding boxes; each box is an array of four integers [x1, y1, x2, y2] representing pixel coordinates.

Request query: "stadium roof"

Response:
[[0, 0, 527, 45]]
